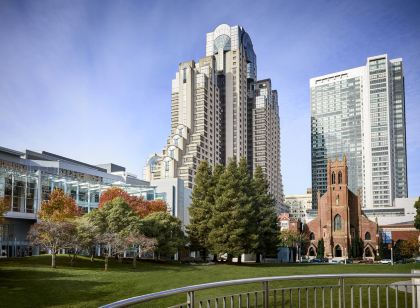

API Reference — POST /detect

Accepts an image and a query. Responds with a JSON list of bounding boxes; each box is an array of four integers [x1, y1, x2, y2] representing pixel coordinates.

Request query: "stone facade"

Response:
[[306, 157, 378, 259]]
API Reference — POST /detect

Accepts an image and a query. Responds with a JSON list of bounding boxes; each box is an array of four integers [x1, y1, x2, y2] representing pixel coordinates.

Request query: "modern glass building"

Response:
[[310, 54, 408, 209], [0, 146, 189, 257]]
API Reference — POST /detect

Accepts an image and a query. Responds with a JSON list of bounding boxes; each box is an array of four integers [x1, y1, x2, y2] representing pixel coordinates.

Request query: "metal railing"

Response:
[[100, 273, 420, 308]]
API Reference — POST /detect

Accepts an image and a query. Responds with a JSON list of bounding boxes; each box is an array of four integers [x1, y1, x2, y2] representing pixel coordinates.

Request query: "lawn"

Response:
[[0, 255, 419, 307]]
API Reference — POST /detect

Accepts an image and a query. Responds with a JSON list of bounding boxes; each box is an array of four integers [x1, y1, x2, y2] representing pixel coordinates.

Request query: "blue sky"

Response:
[[0, 0, 419, 196]]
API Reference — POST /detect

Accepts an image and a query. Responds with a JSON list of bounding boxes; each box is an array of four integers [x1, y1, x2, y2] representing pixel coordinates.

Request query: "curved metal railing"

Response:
[[100, 273, 420, 308]]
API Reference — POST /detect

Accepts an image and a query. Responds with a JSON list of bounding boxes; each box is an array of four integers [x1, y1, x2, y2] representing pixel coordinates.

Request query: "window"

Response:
[[338, 171, 342, 184], [365, 232, 371, 240], [332, 172, 336, 184], [334, 214, 342, 231], [310, 233, 315, 240], [183, 68, 187, 83]]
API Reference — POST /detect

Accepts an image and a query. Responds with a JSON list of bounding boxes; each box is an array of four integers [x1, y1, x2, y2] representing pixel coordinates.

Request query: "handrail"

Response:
[[100, 273, 420, 307]]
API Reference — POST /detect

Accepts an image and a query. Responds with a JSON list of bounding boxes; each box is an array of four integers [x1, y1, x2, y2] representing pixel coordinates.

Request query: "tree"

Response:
[[71, 216, 99, 263], [126, 232, 157, 269], [99, 187, 167, 218], [28, 220, 77, 268], [414, 198, 420, 230], [38, 188, 80, 222], [131, 198, 167, 219], [350, 234, 364, 259], [208, 158, 254, 262], [317, 239, 325, 258], [89, 197, 141, 270], [0, 197, 10, 225], [399, 238, 420, 259], [252, 165, 278, 262], [187, 160, 214, 261], [141, 212, 186, 260], [98, 187, 130, 208]]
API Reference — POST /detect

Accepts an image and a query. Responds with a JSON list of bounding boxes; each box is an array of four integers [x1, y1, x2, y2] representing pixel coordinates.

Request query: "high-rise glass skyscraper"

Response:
[[144, 24, 284, 210], [310, 54, 408, 209]]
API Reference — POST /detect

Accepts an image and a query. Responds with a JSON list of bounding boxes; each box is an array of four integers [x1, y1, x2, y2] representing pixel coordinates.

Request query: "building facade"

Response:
[[285, 188, 312, 222], [310, 54, 408, 209], [144, 24, 284, 210], [306, 158, 378, 259], [0, 146, 191, 258]]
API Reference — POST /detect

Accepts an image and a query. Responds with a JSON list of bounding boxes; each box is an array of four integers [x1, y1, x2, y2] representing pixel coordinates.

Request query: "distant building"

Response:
[[310, 55, 408, 209], [306, 158, 378, 259], [285, 188, 312, 222]]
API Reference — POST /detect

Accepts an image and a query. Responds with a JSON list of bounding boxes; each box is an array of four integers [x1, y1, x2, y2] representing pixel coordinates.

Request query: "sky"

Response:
[[0, 0, 419, 196]]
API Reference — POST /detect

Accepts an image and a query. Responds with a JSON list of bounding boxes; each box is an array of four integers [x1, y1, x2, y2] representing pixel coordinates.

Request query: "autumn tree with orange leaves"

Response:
[[38, 188, 80, 222], [98, 187, 167, 218]]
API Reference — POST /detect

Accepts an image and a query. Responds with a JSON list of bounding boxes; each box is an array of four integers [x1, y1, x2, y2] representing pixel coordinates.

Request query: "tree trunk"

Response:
[[51, 252, 56, 268], [201, 248, 207, 262], [237, 254, 242, 264], [256, 253, 261, 263], [90, 253, 94, 262], [132, 256, 137, 269], [104, 256, 109, 271], [227, 254, 233, 264], [212, 254, 218, 262]]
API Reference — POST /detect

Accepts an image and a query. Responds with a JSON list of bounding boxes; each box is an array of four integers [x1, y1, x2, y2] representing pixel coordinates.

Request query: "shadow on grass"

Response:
[[0, 255, 201, 273], [0, 268, 109, 307]]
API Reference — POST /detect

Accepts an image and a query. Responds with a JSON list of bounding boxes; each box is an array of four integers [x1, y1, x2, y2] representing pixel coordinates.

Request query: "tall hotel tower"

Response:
[[310, 54, 408, 209], [144, 24, 284, 211]]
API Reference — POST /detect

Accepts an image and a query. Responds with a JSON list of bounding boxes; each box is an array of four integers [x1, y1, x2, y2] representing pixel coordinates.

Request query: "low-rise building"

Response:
[[285, 188, 312, 222], [0, 146, 191, 258]]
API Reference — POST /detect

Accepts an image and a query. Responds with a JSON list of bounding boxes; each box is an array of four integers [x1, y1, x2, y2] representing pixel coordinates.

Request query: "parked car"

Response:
[[359, 259, 374, 264], [380, 259, 392, 264], [310, 258, 323, 263], [416, 257, 420, 263]]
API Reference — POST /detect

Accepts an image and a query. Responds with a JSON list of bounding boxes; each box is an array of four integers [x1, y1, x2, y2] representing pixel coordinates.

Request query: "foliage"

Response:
[[69, 216, 100, 263], [252, 165, 278, 261], [414, 197, 420, 230], [187, 160, 214, 260], [317, 239, 325, 258], [208, 158, 255, 261], [89, 197, 141, 234], [126, 232, 157, 268], [98, 187, 167, 218], [38, 188, 80, 222], [88, 197, 142, 270], [0, 197, 10, 223], [27, 220, 77, 268], [141, 212, 186, 259], [132, 199, 167, 219], [350, 234, 364, 258], [399, 238, 419, 259], [98, 187, 131, 208]]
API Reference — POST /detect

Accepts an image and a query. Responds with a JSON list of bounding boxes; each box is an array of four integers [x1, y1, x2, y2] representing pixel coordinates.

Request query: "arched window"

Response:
[[334, 214, 342, 231], [365, 232, 371, 241], [331, 172, 336, 184], [338, 171, 342, 184], [336, 194, 340, 205], [310, 233, 315, 240]]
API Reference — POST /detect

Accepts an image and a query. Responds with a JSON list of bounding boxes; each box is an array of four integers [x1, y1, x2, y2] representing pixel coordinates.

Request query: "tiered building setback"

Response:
[[144, 24, 284, 210]]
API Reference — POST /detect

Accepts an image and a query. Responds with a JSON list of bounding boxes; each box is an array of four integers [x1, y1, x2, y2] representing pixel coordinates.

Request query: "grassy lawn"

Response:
[[1, 255, 419, 307]]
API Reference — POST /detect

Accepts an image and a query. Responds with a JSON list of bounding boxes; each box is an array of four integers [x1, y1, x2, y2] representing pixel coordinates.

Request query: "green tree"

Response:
[[252, 165, 278, 262], [208, 158, 254, 262], [141, 212, 186, 260], [187, 160, 214, 261], [414, 198, 420, 230], [88, 197, 141, 270], [317, 239, 325, 258], [350, 234, 364, 259]]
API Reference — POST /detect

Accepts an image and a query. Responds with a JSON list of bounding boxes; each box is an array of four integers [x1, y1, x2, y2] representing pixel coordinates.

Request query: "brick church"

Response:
[[306, 157, 378, 259]]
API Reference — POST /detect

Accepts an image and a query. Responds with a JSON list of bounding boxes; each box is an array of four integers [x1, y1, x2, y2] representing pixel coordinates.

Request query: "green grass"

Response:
[[0, 255, 419, 307]]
